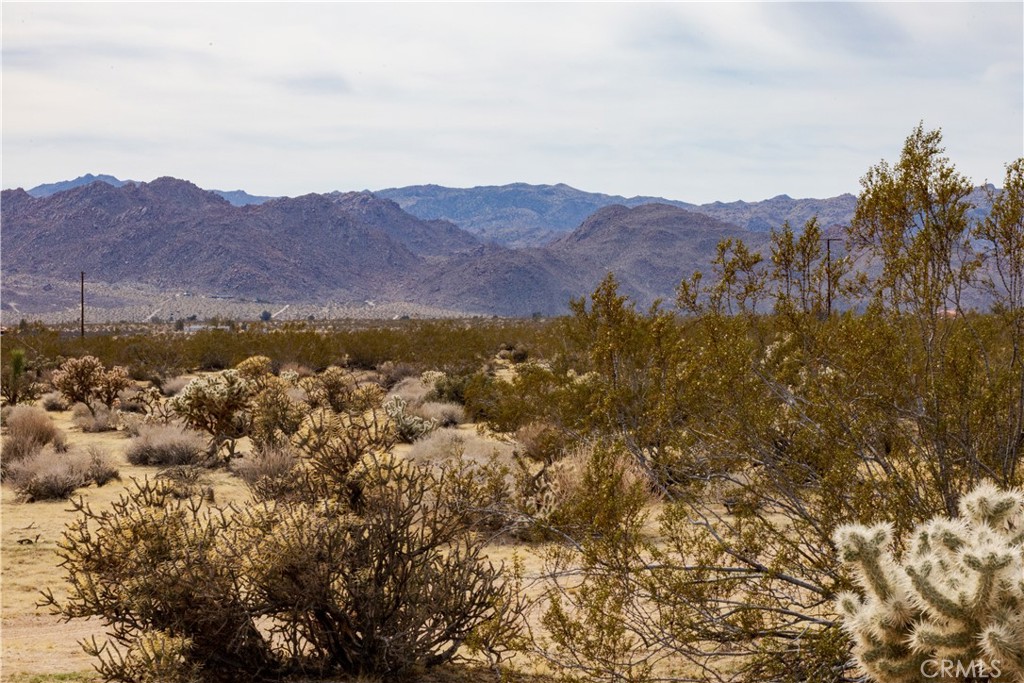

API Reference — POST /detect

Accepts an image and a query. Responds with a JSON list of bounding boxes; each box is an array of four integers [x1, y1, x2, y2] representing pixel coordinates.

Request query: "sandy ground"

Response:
[[0, 409, 254, 683], [0, 404, 552, 683]]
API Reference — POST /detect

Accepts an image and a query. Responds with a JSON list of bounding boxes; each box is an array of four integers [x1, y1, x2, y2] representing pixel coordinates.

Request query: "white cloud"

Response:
[[2, 2, 1020, 203]]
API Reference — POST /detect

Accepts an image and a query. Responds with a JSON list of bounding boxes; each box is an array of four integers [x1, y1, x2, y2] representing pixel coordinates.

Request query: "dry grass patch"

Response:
[[124, 424, 208, 467]]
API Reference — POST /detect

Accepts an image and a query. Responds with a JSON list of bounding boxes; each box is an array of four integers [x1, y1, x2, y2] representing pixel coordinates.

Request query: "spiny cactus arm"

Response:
[[961, 544, 1015, 615], [980, 623, 1024, 678], [869, 651, 934, 683], [958, 481, 1024, 529], [909, 619, 975, 657], [904, 562, 965, 621], [837, 591, 926, 683], [834, 524, 904, 603]]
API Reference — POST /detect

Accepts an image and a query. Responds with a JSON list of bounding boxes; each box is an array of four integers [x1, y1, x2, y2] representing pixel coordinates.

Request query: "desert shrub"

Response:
[[40, 391, 69, 412], [377, 360, 419, 388], [72, 401, 117, 433], [116, 387, 150, 414], [387, 375, 431, 407], [513, 440, 651, 542], [46, 408, 525, 682], [233, 445, 302, 500], [125, 424, 209, 467], [406, 427, 515, 468], [155, 465, 215, 501], [3, 404, 63, 448], [1, 405, 67, 476], [383, 396, 437, 443], [425, 370, 473, 405], [514, 421, 569, 465], [159, 376, 192, 397], [170, 371, 254, 459], [412, 400, 465, 427], [835, 481, 1024, 682], [6, 447, 89, 501], [86, 446, 121, 487], [5, 445, 116, 502]]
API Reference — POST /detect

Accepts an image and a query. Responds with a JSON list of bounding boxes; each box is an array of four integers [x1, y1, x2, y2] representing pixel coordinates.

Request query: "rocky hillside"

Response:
[[2, 178, 480, 304], [2, 177, 770, 318], [377, 183, 862, 246]]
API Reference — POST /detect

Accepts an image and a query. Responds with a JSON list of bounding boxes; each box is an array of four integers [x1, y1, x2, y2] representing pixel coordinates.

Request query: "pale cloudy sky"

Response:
[[2, 2, 1021, 203]]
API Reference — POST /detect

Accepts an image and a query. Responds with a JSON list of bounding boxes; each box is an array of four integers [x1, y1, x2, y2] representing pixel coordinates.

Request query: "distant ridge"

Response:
[[27, 173, 135, 197], [376, 183, 859, 246], [26, 174, 277, 207], [4, 174, 997, 319]]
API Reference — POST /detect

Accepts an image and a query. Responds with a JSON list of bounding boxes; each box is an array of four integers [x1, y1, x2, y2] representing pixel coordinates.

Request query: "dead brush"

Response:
[[125, 424, 210, 467], [5, 444, 119, 502], [1, 405, 67, 478]]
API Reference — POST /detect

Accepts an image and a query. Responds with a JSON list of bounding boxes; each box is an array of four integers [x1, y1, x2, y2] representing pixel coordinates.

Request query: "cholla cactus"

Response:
[[834, 481, 1024, 682], [170, 371, 254, 459], [234, 355, 273, 388], [383, 396, 437, 443]]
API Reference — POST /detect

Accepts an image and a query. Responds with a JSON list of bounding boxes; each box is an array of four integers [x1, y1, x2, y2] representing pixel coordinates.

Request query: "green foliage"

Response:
[[1, 348, 40, 406]]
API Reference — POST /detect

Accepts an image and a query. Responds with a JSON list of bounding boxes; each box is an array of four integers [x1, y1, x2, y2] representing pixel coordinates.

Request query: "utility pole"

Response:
[[80, 271, 85, 338], [825, 239, 842, 316]]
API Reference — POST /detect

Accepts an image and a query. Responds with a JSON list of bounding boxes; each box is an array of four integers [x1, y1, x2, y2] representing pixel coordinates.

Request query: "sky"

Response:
[[2, 2, 1022, 204]]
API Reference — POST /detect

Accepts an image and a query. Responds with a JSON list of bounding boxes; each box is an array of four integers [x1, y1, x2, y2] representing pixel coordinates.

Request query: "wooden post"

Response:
[[80, 271, 85, 338]]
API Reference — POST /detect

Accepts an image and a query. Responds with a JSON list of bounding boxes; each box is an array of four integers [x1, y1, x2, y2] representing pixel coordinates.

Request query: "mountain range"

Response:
[[0, 174, 991, 319]]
